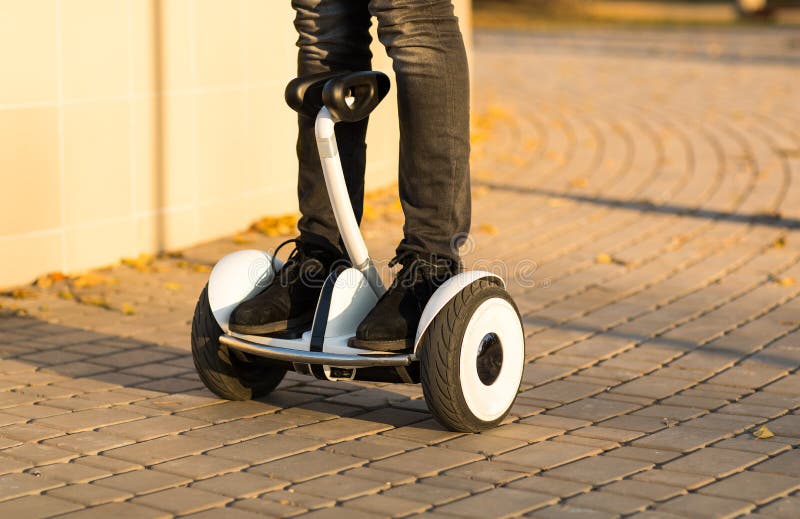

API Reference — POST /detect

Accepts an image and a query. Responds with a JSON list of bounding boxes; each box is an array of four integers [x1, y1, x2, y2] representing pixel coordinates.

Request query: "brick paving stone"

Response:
[[760, 415, 800, 439], [547, 398, 640, 421], [0, 422, 64, 442], [440, 432, 526, 455], [28, 462, 110, 485], [370, 446, 482, 477], [507, 475, 592, 497], [131, 486, 232, 515], [205, 434, 322, 464], [757, 496, 800, 518], [603, 479, 685, 501], [632, 426, 729, 452], [191, 471, 287, 497], [565, 491, 652, 514], [42, 431, 135, 454], [601, 415, 674, 433], [2, 443, 78, 465], [521, 414, 591, 431], [544, 456, 652, 484], [299, 507, 384, 519], [435, 487, 558, 518], [528, 504, 618, 518], [0, 473, 63, 501], [282, 416, 394, 443], [713, 437, 789, 456], [481, 423, 563, 443], [522, 380, 607, 404], [261, 488, 336, 509], [445, 460, 533, 484], [46, 482, 133, 506], [152, 454, 247, 479], [421, 474, 493, 493], [249, 450, 364, 482], [752, 450, 800, 477], [93, 468, 190, 495], [345, 466, 417, 485], [233, 497, 306, 517], [289, 474, 390, 500], [658, 494, 754, 518], [73, 454, 142, 474], [343, 494, 431, 516], [383, 482, 471, 506], [699, 471, 800, 504], [323, 435, 419, 461], [181, 508, 267, 519], [570, 425, 644, 442], [0, 494, 83, 518], [104, 435, 218, 466], [633, 470, 715, 490], [604, 446, 680, 464], [57, 501, 170, 518], [99, 414, 206, 440], [181, 415, 289, 444], [380, 419, 464, 445], [494, 441, 600, 470], [662, 448, 766, 477], [551, 434, 619, 451]]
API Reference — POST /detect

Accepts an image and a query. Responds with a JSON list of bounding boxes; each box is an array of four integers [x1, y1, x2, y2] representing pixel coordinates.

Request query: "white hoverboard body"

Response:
[[192, 71, 526, 431]]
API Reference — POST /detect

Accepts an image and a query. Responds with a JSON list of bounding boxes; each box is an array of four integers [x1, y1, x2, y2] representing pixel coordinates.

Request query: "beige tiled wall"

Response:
[[0, 0, 471, 288]]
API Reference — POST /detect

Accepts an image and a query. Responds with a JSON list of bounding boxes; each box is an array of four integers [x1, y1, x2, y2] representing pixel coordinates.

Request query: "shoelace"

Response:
[[270, 238, 323, 286], [389, 251, 454, 289]]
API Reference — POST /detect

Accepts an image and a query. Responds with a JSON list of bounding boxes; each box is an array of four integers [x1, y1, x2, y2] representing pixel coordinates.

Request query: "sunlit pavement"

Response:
[[1, 27, 799, 517]]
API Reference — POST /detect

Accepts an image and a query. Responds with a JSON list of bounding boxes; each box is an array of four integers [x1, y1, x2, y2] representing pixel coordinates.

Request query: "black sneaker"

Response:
[[229, 238, 346, 336], [350, 251, 460, 352]]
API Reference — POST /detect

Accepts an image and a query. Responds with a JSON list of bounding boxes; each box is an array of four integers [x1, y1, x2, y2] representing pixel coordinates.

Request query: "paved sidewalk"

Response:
[[1, 28, 799, 518]]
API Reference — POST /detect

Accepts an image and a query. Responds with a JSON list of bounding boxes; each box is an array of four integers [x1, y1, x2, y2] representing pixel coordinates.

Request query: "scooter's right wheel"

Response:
[[191, 284, 286, 401], [419, 278, 525, 432]]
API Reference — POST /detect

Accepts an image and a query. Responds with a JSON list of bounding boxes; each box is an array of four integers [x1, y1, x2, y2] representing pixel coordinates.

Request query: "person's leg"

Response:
[[229, 0, 373, 336], [370, 0, 471, 262], [294, 0, 373, 254], [353, 0, 471, 351]]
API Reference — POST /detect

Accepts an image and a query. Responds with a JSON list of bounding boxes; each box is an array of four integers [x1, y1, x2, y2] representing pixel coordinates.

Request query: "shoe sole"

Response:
[[348, 336, 414, 352], [229, 313, 313, 336]]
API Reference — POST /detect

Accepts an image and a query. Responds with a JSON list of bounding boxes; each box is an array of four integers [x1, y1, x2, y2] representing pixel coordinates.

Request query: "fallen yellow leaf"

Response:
[[776, 277, 796, 287], [752, 425, 775, 439], [9, 288, 38, 299], [121, 253, 154, 272], [596, 253, 613, 264], [232, 234, 254, 245], [121, 303, 137, 316], [479, 223, 498, 235], [35, 275, 53, 289], [770, 237, 786, 248], [72, 273, 116, 289], [81, 296, 110, 309], [58, 289, 74, 301], [548, 197, 571, 208], [569, 177, 588, 188], [164, 282, 182, 291]]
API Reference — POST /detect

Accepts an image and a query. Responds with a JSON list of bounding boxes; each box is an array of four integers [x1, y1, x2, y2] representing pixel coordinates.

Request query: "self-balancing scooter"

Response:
[[191, 71, 525, 432]]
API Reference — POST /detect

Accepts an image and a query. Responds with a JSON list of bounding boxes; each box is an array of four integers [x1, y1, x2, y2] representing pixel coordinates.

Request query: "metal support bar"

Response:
[[220, 335, 415, 367]]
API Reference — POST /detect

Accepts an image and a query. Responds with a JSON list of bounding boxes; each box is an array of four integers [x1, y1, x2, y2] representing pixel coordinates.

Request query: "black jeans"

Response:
[[292, 0, 471, 261]]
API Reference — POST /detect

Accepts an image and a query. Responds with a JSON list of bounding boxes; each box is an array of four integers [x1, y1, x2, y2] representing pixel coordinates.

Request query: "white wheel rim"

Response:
[[459, 297, 524, 422]]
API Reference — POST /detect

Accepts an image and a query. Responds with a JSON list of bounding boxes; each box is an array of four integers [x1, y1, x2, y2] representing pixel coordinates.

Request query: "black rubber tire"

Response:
[[191, 285, 286, 400], [419, 279, 524, 432]]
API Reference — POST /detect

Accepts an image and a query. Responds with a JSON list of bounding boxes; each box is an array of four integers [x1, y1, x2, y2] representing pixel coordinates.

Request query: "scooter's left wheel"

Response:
[[419, 278, 525, 432], [191, 284, 286, 401]]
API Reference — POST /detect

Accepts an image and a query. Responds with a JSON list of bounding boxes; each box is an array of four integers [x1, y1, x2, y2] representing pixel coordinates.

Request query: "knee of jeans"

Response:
[[374, 2, 462, 54]]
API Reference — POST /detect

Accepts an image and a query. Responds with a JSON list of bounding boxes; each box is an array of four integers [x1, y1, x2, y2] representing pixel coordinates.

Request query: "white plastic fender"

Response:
[[413, 270, 505, 353], [207, 250, 283, 333]]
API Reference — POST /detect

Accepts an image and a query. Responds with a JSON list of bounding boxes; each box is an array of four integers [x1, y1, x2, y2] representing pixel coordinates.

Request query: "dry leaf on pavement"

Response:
[[752, 425, 775, 439]]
